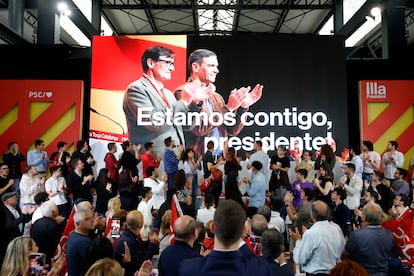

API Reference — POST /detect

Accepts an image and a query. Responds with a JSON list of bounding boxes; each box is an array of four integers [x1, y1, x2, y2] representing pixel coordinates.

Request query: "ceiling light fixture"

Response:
[[57, 2, 71, 16], [57, 2, 68, 13], [370, 6, 381, 18]]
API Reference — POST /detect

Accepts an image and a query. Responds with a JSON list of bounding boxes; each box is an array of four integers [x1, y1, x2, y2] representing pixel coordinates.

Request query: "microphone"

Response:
[[90, 107, 125, 135]]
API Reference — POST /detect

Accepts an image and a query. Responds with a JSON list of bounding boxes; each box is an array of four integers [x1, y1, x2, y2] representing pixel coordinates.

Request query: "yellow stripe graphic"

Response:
[[0, 104, 18, 135], [374, 105, 414, 153]]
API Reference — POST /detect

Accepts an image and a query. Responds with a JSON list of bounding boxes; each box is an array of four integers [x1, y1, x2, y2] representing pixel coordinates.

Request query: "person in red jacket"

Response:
[[104, 142, 119, 184], [141, 142, 161, 178]]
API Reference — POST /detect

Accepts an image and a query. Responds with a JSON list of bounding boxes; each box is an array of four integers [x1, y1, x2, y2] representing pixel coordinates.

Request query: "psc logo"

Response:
[[28, 91, 53, 99]]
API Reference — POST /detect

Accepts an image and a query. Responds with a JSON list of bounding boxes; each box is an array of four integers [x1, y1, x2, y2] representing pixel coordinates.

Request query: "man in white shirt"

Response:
[[137, 186, 153, 241], [247, 141, 269, 181], [144, 166, 167, 210], [360, 140, 381, 183], [45, 166, 69, 218], [290, 200, 345, 275], [340, 163, 363, 211], [196, 193, 216, 225], [381, 140, 404, 182], [268, 198, 285, 233], [20, 165, 44, 208]]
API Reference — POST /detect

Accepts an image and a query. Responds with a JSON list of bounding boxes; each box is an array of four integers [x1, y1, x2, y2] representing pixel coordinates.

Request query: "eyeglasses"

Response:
[[157, 58, 175, 68]]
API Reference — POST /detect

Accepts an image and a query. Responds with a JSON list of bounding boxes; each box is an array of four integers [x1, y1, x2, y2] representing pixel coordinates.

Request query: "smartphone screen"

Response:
[[111, 218, 121, 238], [29, 253, 45, 276]]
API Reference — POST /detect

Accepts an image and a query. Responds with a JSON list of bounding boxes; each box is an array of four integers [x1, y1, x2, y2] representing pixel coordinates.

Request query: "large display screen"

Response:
[[90, 35, 348, 165]]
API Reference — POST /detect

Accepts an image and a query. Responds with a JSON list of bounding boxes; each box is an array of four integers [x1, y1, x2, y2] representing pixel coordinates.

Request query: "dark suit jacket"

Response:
[[159, 240, 201, 276], [263, 256, 295, 276], [3, 203, 31, 244], [66, 171, 93, 203], [71, 150, 95, 176], [115, 228, 158, 276], [180, 249, 272, 276], [31, 217, 64, 265]]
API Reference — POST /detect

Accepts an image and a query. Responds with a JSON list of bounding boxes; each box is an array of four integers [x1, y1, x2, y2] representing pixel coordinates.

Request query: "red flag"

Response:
[[382, 207, 414, 266], [169, 194, 183, 244], [104, 212, 113, 237], [54, 207, 76, 275]]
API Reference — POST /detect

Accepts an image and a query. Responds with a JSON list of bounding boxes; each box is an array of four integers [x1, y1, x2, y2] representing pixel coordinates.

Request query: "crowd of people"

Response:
[[1, 136, 414, 276]]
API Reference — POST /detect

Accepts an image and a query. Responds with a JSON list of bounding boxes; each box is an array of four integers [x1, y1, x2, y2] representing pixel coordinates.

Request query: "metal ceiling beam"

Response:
[[102, 10, 119, 35], [37, 0, 60, 44], [191, 0, 199, 35], [0, 20, 30, 44], [232, 0, 242, 35], [66, 0, 100, 40], [141, 0, 158, 32], [333, 0, 343, 32], [25, 0, 99, 40], [91, 0, 102, 34], [335, 0, 382, 38], [313, 10, 332, 34], [273, 0, 295, 33], [382, 0, 406, 59], [8, 0, 24, 35], [101, 3, 333, 10]]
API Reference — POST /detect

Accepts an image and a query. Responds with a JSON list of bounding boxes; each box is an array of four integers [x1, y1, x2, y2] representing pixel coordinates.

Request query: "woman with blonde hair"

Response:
[[1, 236, 65, 276], [85, 258, 123, 276], [1, 236, 36, 276], [159, 210, 172, 254], [106, 197, 122, 217]]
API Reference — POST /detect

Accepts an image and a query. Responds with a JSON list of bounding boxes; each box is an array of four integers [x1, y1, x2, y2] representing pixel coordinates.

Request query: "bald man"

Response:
[[290, 200, 345, 275], [158, 215, 201, 276], [115, 210, 159, 276], [249, 214, 268, 256]]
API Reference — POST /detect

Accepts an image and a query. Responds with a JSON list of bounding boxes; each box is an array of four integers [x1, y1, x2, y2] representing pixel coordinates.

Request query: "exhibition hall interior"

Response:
[[1, 0, 414, 275], [0, 0, 414, 147]]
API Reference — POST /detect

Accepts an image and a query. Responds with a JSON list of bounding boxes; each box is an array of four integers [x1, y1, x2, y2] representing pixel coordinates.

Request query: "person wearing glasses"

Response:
[[123, 45, 211, 155], [174, 49, 263, 156], [0, 163, 15, 196]]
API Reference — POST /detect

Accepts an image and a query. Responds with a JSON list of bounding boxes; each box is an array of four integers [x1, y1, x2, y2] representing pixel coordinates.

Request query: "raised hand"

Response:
[[161, 172, 168, 183], [180, 79, 215, 105], [240, 84, 263, 108], [123, 241, 131, 263], [288, 227, 302, 241], [226, 87, 249, 112], [134, 260, 153, 276]]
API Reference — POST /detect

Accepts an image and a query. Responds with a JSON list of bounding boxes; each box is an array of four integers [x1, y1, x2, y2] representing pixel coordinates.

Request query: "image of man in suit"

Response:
[[123, 45, 212, 155], [174, 49, 263, 155]]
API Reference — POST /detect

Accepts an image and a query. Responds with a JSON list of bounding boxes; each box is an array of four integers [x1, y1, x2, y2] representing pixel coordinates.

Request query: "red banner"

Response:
[[360, 80, 414, 167], [382, 208, 414, 266], [0, 80, 83, 156]]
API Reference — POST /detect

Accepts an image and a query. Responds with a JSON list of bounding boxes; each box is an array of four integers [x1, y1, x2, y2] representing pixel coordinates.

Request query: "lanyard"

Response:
[[143, 74, 170, 108]]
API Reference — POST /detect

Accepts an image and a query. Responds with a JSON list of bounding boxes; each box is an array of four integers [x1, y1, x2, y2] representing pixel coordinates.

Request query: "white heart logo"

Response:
[[46, 92, 53, 98]]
